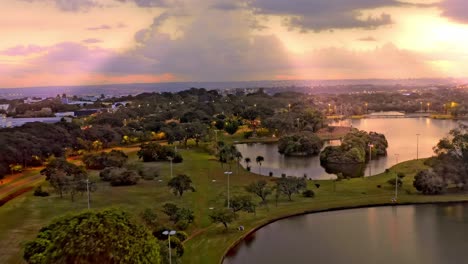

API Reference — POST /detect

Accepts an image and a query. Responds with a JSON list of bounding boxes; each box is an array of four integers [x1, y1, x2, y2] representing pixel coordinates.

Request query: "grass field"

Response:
[[0, 146, 467, 264]]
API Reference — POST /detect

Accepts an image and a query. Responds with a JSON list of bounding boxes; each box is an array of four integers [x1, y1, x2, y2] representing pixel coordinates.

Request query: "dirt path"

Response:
[[0, 174, 44, 199]]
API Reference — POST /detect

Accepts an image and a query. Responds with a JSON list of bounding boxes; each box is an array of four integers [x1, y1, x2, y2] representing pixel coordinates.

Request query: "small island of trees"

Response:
[[320, 129, 388, 164], [277, 132, 323, 156]]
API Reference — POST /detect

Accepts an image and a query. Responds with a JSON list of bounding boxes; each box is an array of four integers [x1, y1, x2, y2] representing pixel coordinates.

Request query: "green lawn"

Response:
[[0, 147, 467, 264]]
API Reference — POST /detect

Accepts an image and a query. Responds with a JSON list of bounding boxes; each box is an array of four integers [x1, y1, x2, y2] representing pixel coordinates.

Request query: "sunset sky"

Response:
[[1, 0, 468, 88]]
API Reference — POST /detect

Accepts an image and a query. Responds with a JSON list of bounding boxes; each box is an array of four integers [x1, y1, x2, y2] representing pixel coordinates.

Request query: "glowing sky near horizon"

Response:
[[1, 0, 468, 88]]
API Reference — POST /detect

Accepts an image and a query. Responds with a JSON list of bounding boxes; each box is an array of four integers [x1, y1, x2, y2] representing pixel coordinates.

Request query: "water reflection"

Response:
[[237, 118, 458, 179], [224, 204, 468, 264]]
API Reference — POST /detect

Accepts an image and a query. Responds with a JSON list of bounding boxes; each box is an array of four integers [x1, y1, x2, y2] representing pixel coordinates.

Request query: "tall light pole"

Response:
[[394, 154, 399, 201], [168, 157, 173, 178], [427, 102, 431, 112], [162, 230, 176, 264], [224, 171, 232, 208], [368, 144, 374, 177], [86, 178, 90, 209], [420, 101, 423, 112], [416, 134, 420, 160]]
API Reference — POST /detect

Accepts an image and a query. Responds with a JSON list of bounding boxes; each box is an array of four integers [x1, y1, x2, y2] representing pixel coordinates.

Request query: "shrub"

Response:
[[377, 185, 381, 188], [315, 183, 320, 188], [385, 169, 390, 173], [138, 167, 159, 181], [108, 168, 140, 186], [243, 131, 253, 139], [387, 178, 403, 187], [33, 186, 50, 197], [172, 153, 183, 163], [269, 171, 273, 177], [302, 189, 315, 197], [397, 172, 406, 179], [99, 167, 115, 181]]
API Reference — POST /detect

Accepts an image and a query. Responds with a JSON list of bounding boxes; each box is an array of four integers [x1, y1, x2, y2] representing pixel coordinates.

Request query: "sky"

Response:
[[1, 0, 468, 88]]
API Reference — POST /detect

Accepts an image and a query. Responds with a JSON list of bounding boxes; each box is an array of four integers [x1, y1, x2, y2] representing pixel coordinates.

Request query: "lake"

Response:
[[236, 118, 459, 179], [223, 203, 468, 264]]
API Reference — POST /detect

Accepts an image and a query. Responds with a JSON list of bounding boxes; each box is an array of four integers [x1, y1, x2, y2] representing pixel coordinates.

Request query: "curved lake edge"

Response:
[[220, 199, 468, 264]]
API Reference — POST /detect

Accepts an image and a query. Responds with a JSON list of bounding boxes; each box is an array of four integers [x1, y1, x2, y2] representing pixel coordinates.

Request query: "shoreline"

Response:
[[220, 199, 468, 264]]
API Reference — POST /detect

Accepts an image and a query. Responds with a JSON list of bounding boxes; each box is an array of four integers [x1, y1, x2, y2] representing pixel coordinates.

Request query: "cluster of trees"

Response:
[[278, 132, 323, 156], [40, 158, 95, 201], [320, 129, 388, 164], [137, 143, 183, 163], [209, 177, 312, 230], [82, 150, 128, 169], [414, 127, 467, 194]]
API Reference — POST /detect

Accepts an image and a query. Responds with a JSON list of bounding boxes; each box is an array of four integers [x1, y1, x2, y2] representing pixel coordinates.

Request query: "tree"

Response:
[[24, 209, 160, 264], [276, 177, 307, 201], [244, 157, 251, 169], [256, 156, 264, 174], [140, 208, 158, 230], [40, 158, 88, 199], [229, 195, 256, 213], [109, 168, 140, 186], [387, 178, 403, 187], [278, 133, 323, 156], [245, 180, 272, 204], [82, 150, 128, 170], [162, 203, 195, 224], [167, 174, 195, 197], [413, 169, 447, 195], [209, 208, 238, 230], [224, 120, 239, 135]]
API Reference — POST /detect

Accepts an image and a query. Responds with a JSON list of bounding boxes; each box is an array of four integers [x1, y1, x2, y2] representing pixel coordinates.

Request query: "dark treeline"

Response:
[[0, 88, 327, 178]]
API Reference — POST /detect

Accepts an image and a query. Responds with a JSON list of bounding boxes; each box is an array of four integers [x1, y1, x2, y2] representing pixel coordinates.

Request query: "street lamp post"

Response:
[[168, 157, 173, 178], [394, 154, 399, 201], [86, 178, 90, 209], [368, 144, 374, 177], [416, 134, 420, 160], [224, 171, 232, 208], [162, 230, 176, 264]]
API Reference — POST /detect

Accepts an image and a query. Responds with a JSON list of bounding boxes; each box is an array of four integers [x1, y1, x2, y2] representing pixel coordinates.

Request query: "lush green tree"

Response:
[[40, 158, 89, 199], [413, 169, 447, 195], [209, 208, 238, 230], [276, 177, 307, 201], [23, 209, 160, 264], [108, 168, 140, 186], [140, 208, 158, 230], [229, 195, 256, 213], [167, 174, 195, 197], [137, 143, 181, 163], [82, 150, 128, 170], [278, 133, 323, 156], [245, 180, 272, 204], [224, 120, 239, 135]]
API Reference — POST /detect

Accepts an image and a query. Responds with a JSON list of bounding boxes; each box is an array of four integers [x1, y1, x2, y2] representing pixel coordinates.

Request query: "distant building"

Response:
[[0, 104, 9, 111], [0, 116, 69, 128], [55, 112, 75, 117], [24, 97, 43, 104]]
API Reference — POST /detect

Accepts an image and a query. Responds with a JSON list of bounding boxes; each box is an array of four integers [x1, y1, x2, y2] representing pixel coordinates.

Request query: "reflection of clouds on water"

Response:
[[238, 117, 458, 179]]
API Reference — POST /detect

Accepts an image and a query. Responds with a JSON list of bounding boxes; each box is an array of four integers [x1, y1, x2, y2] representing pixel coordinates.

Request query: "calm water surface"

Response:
[[237, 118, 459, 179], [224, 203, 468, 264]]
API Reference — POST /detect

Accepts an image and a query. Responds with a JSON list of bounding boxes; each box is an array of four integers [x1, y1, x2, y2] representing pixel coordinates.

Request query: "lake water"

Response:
[[224, 203, 468, 264], [237, 118, 459, 179]]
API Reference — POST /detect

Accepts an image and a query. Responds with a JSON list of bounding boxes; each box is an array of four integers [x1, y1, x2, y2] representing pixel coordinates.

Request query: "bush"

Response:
[[33, 186, 49, 197], [315, 183, 320, 188], [243, 131, 253, 139], [377, 185, 381, 188], [385, 169, 390, 173], [172, 153, 183, 163], [397, 172, 406, 179], [256, 128, 270, 137], [139, 168, 159, 181], [387, 178, 403, 187], [108, 168, 140, 186], [269, 172, 273, 177], [99, 167, 115, 181], [302, 189, 315, 197]]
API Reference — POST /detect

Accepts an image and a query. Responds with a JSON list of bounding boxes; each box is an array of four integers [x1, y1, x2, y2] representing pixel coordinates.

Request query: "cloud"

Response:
[[0, 45, 46, 56], [86, 24, 113, 31], [357, 36, 378, 42], [82, 38, 102, 44], [439, 0, 468, 23], [247, 0, 408, 31], [22, 0, 100, 12], [115, 0, 176, 7]]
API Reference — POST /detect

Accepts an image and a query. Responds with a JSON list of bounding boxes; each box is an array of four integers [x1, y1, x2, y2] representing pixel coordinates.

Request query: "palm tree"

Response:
[[235, 150, 243, 176], [256, 156, 264, 175], [244, 157, 251, 172]]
